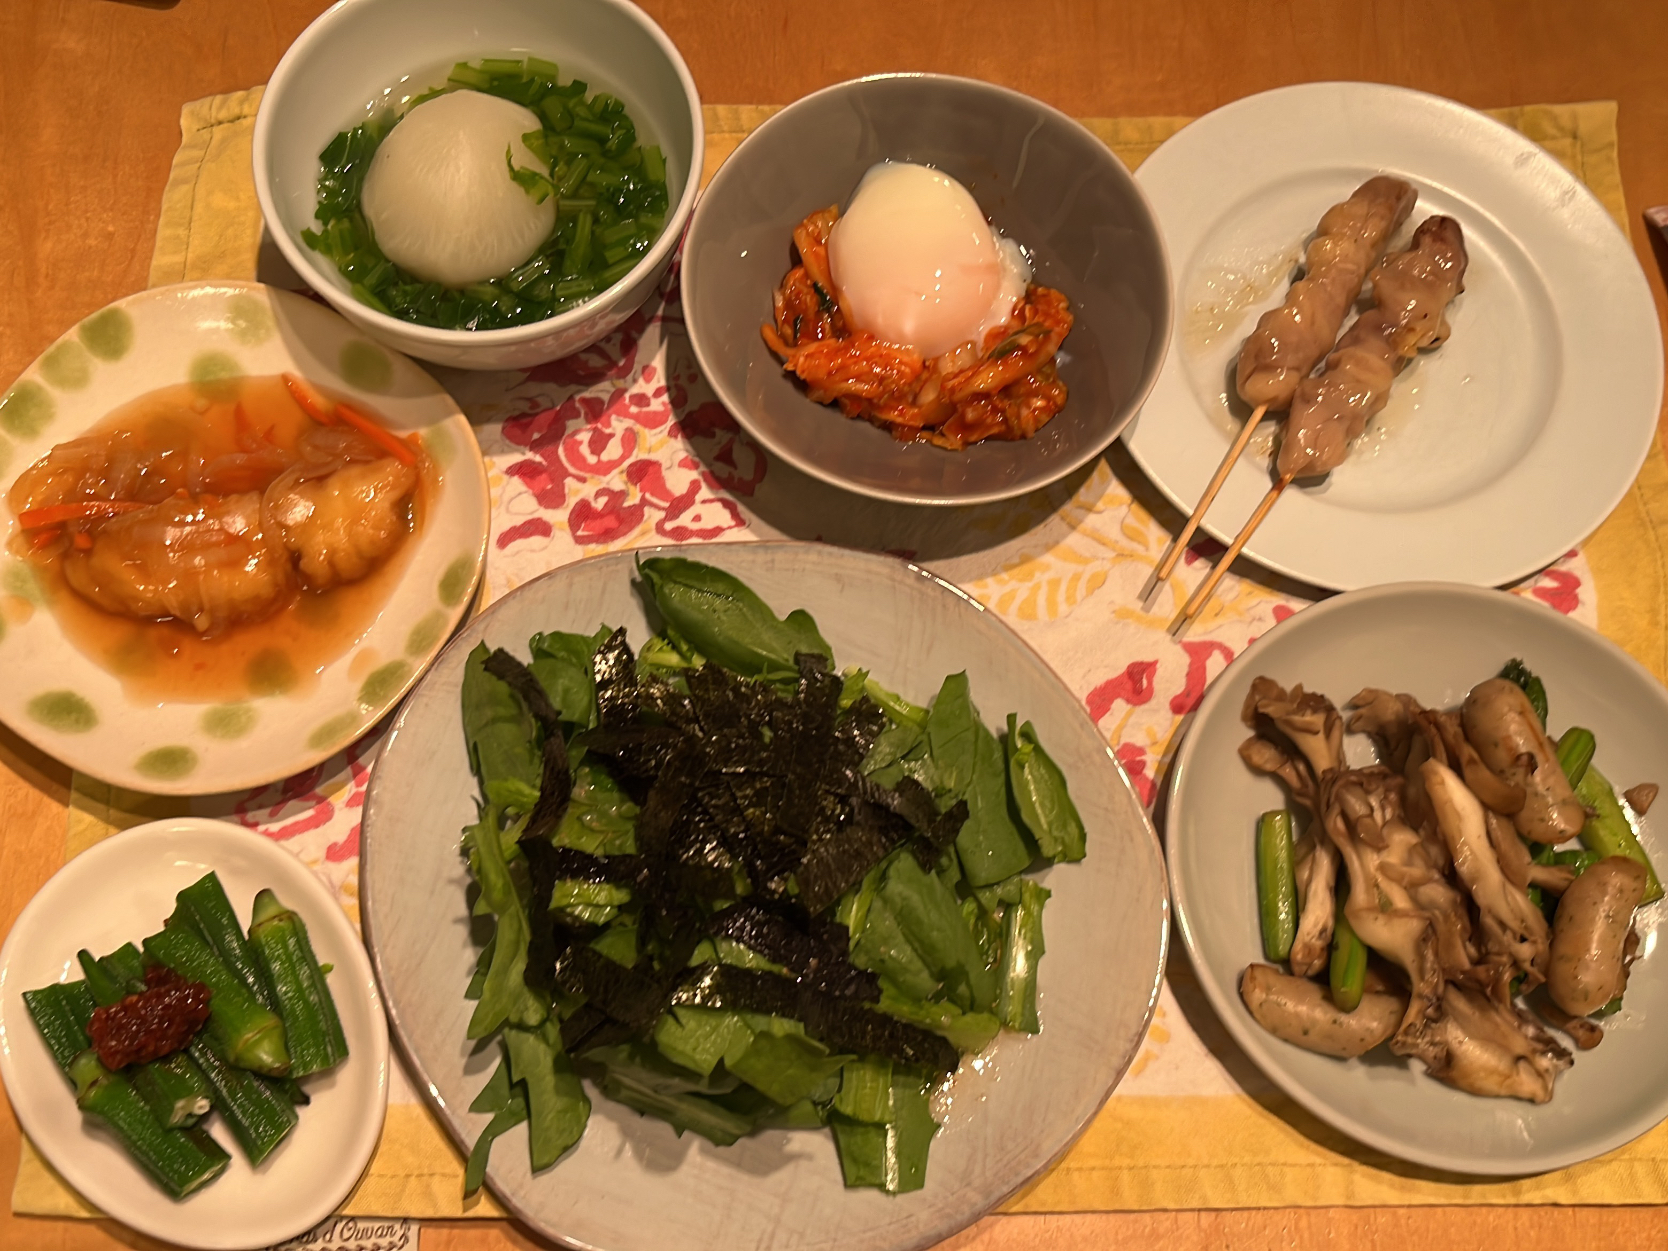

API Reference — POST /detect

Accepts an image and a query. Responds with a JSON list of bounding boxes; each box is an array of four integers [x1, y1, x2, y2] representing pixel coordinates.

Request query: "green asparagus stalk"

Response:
[[996, 879, 1049, 1033], [1330, 908, 1368, 1013], [67, 1049, 229, 1198], [246, 888, 348, 1077], [144, 923, 290, 1075], [1555, 727, 1596, 788], [23, 981, 97, 1072], [171, 873, 275, 1008], [1256, 811, 1299, 962], [187, 1035, 298, 1166], [1575, 764, 1664, 903]]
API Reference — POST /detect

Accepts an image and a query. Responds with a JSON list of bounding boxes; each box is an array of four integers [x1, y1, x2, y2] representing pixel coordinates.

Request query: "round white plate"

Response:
[[0, 818, 390, 1248], [1167, 584, 1668, 1174], [1123, 82, 1662, 591], [359, 542, 1169, 1251], [0, 281, 490, 794]]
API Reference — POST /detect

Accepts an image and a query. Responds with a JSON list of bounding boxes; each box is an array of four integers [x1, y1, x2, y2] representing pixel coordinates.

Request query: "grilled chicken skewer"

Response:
[[1236, 177, 1419, 411], [1145, 177, 1416, 605], [1174, 215, 1470, 634], [1277, 215, 1469, 481]]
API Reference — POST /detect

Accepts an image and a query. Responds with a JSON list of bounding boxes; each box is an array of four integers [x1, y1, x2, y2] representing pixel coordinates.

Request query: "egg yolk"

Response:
[[827, 162, 1030, 361]]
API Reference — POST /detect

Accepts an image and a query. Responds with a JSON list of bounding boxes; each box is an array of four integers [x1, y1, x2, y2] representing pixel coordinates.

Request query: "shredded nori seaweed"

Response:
[[593, 628, 640, 728], [487, 628, 967, 1069], [708, 902, 879, 1001], [674, 965, 959, 1072], [484, 648, 573, 845]]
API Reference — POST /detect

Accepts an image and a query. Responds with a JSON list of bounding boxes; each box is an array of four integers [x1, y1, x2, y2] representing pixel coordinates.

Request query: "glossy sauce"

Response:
[[7, 375, 431, 704]]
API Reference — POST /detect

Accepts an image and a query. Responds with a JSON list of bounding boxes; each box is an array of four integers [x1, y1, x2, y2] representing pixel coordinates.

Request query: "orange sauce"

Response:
[[7, 375, 433, 705]]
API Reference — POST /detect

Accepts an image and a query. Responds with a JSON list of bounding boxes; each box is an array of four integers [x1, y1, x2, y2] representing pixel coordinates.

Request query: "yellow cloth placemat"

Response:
[[17, 92, 1668, 1220]]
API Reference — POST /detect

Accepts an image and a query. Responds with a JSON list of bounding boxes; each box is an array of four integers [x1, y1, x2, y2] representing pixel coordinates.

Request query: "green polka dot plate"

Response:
[[0, 282, 490, 794]]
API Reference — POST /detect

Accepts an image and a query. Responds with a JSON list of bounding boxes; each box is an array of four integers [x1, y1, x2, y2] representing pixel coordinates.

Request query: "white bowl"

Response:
[[0, 818, 389, 1249], [1167, 583, 1668, 1174], [253, 0, 702, 371]]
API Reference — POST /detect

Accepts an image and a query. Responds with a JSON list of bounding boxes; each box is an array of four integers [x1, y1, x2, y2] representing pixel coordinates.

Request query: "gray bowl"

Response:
[[1167, 583, 1668, 1173], [682, 74, 1170, 506]]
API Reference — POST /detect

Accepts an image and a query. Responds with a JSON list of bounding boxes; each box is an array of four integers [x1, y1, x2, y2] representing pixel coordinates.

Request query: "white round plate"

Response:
[[1167, 584, 1668, 1174], [0, 281, 489, 794], [1123, 82, 1662, 591], [360, 542, 1169, 1251], [0, 818, 390, 1248]]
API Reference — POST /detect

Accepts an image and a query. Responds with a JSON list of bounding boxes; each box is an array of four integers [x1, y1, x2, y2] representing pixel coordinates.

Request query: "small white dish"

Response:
[[360, 542, 1169, 1251], [1124, 82, 1662, 591], [0, 818, 390, 1249], [254, 0, 703, 371], [1167, 583, 1668, 1174], [0, 281, 489, 795]]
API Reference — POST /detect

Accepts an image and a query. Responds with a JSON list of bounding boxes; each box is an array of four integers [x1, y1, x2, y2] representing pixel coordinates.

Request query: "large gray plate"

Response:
[[1168, 583, 1668, 1174], [361, 543, 1167, 1250]]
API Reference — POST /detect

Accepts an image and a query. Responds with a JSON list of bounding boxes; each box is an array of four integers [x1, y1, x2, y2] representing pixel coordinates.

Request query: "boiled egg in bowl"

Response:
[[827, 162, 1031, 360]]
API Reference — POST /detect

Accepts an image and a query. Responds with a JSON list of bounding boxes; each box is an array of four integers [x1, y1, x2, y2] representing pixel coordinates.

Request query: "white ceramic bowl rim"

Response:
[[252, 0, 704, 347]]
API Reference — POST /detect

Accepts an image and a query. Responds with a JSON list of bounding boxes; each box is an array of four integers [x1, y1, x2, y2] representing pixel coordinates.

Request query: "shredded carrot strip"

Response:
[[28, 526, 62, 550], [17, 500, 146, 530], [335, 402, 417, 466], [282, 372, 337, 425], [72, 531, 93, 551]]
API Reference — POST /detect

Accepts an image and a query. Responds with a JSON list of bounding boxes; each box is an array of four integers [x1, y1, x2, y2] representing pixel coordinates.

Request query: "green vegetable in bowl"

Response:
[[303, 56, 670, 331], [143, 923, 291, 1077], [23, 871, 349, 1198], [1328, 908, 1367, 1013], [457, 558, 1090, 1194], [248, 889, 350, 1078], [67, 1049, 231, 1199], [1498, 657, 1548, 726], [1255, 810, 1298, 963], [1574, 763, 1665, 903]]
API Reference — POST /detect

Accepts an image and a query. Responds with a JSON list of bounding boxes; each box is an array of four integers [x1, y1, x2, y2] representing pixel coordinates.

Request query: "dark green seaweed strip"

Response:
[[673, 965, 959, 1072]]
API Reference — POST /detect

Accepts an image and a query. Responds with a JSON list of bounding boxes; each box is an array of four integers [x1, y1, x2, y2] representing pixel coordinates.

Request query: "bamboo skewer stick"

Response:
[[1140, 403, 1270, 607], [1169, 472, 1296, 636]]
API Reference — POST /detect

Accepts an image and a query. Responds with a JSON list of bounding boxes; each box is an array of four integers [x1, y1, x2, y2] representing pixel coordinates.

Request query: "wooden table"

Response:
[[3, 1, 1667, 1247]]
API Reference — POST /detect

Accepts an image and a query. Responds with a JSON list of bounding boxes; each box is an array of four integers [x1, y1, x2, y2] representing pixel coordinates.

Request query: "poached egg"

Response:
[[827, 162, 1031, 360]]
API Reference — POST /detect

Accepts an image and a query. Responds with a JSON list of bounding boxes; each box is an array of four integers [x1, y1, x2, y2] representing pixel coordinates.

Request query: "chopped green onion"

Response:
[[447, 62, 494, 90], [559, 134, 605, 158], [540, 95, 573, 130], [520, 128, 554, 166], [506, 146, 556, 203], [563, 210, 594, 276], [351, 283, 391, 315], [555, 157, 592, 197]]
